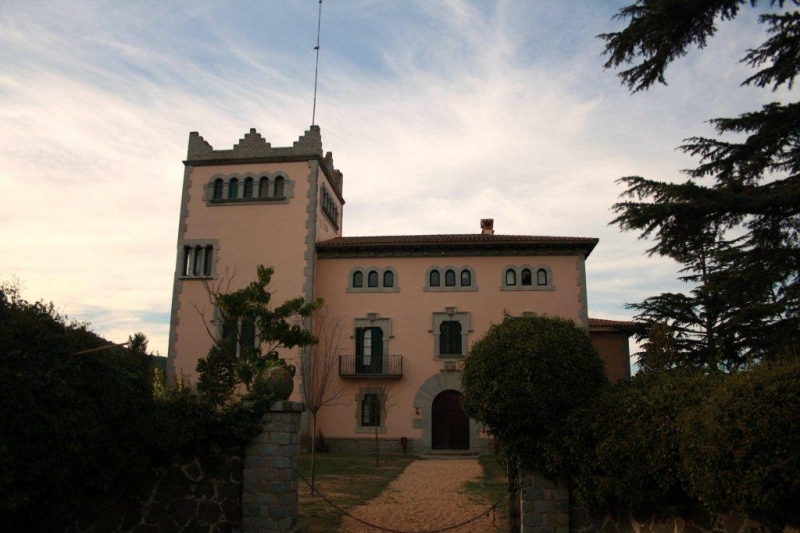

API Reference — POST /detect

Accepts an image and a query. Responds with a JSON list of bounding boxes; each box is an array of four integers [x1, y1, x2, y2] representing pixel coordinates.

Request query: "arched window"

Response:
[[212, 178, 223, 200], [445, 269, 456, 287], [383, 270, 394, 288], [430, 269, 440, 287], [243, 178, 254, 198], [521, 268, 532, 286], [228, 178, 239, 199], [460, 269, 471, 286], [505, 268, 516, 286], [537, 269, 548, 286], [353, 271, 363, 288], [274, 176, 285, 197], [368, 270, 379, 287], [259, 177, 269, 198]]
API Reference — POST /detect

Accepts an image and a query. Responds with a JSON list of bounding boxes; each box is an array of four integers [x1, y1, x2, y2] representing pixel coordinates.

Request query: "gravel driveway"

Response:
[[339, 458, 503, 533]]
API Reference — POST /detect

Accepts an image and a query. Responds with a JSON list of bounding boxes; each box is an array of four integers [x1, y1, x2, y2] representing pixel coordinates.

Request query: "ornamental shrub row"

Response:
[[569, 359, 800, 529]]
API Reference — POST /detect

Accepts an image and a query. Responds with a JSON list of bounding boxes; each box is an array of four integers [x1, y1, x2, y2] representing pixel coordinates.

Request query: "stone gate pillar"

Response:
[[519, 470, 570, 533], [242, 401, 305, 533]]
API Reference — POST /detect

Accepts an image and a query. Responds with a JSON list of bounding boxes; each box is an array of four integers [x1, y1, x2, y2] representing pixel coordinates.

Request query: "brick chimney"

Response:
[[480, 218, 494, 235]]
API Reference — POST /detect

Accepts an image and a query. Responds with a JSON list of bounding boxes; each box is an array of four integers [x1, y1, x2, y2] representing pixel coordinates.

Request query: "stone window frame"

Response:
[[205, 171, 294, 205], [352, 314, 393, 357], [431, 307, 471, 358], [178, 239, 218, 280], [346, 266, 400, 293], [424, 265, 478, 292], [500, 263, 555, 291], [354, 387, 388, 434]]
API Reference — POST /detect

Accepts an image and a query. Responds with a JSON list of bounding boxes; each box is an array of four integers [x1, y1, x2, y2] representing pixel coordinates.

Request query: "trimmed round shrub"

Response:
[[461, 313, 607, 476]]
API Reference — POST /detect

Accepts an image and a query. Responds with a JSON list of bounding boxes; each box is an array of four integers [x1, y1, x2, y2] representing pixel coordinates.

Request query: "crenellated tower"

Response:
[[166, 126, 344, 381]]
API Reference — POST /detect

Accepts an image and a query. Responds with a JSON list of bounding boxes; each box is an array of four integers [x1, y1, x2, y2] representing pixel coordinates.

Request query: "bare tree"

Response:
[[364, 377, 396, 468], [298, 307, 346, 493]]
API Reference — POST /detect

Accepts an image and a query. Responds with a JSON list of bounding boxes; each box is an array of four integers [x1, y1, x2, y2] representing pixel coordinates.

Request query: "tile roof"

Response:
[[588, 318, 638, 330], [317, 234, 598, 253]]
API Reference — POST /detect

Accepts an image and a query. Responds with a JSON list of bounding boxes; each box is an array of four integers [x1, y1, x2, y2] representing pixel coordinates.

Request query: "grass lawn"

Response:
[[296, 452, 509, 532], [297, 452, 416, 532]]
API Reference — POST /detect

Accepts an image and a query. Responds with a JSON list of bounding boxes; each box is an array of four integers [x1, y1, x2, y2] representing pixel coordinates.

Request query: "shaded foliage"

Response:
[[0, 282, 269, 530], [568, 359, 800, 529]]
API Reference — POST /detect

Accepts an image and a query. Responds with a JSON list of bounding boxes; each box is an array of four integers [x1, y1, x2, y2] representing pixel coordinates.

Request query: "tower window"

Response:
[[445, 269, 456, 287], [460, 269, 471, 286], [353, 271, 363, 288], [274, 176, 285, 197], [430, 269, 441, 287], [243, 177, 254, 198], [213, 179, 223, 200], [259, 177, 269, 198], [383, 270, 394, 288], [228, 178, 239, 199], [521, 268, 532, 286]]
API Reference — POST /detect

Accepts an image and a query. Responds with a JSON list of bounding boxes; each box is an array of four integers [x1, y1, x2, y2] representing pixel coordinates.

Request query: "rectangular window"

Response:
[[361, 394, 380, 426], [356, 327, 384, 373], [440, 320, 463, 355]]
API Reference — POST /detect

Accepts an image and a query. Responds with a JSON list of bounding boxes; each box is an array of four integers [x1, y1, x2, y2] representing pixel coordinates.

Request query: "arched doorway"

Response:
[[431, 390, 469, 450]]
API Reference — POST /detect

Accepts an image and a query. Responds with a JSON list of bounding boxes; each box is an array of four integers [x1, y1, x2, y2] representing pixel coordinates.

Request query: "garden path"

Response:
[[339, 458, 501, 533]]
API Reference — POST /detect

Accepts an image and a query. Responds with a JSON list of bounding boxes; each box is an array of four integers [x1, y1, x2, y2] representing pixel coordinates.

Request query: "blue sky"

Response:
[[0, 1, 788, 358]]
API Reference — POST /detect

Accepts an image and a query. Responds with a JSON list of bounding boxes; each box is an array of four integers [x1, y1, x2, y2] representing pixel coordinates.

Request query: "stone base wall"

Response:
[[571, 507, 778, 533], [325, 437, 416, 455], [68, 454, 243, 533]]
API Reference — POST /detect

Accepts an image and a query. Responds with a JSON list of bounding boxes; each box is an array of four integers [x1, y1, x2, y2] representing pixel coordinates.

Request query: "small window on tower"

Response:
[[537, 269, 548, 286], [430, 270, 440, 287], [213, 179, 224, 200], [368, 270, 379, 288], [228, 178, 239, 199], [383, 270, 394, 288], [445, 269, 456, 287], [243, 178, 254, 198], [259, 177, 269, 198], [274, 176, 285, 197], [521, 268, 532, 286], [353, 271, 363, 288], [505, 269, 516, 286]]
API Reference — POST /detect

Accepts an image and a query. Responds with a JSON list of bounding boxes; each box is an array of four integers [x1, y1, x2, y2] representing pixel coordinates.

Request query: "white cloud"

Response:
[[0, 0, 783, 357]]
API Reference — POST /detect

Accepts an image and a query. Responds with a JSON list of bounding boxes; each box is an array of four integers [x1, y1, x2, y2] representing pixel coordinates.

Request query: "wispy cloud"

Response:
[[0, 0, 783, 355]]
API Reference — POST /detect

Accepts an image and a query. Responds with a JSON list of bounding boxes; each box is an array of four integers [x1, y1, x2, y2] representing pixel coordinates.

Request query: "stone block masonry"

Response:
[[242, 401, 305, 533], [519, 470, 569, 533]]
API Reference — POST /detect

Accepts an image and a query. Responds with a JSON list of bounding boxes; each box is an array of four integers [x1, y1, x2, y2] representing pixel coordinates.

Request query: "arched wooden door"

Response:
[[431, 390, 469, 450]]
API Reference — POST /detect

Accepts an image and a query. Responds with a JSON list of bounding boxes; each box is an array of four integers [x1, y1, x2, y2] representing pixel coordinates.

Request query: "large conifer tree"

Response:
[[603, 0, 800, 370]]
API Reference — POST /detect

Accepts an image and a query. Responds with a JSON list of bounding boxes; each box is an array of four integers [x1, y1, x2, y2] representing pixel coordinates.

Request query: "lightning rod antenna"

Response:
[[311, 0, 323, 126]]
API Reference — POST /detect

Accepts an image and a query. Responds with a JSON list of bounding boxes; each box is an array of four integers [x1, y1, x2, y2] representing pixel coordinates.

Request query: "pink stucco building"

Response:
[[167, 126, 634, 454]]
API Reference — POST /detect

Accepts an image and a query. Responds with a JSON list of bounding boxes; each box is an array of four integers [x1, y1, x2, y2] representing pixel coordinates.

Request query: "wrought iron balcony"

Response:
[[338, 354, 403, 378]]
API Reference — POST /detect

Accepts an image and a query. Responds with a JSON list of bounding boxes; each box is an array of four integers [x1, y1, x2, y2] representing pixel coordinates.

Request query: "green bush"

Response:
[[569, 359, 800, 529], [569, 370, 713, 516], [679, 358, 800, 528], [0, 283, 268, 530], [461, 313, 607, 476]]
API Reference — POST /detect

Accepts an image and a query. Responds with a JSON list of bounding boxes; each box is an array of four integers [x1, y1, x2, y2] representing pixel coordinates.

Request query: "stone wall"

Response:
[[571, 507, 773, 533], [518, 469, 784, 533], [242, 400, 305, 533], [324, 436, 416, 455], [68, 454, 243, 532]]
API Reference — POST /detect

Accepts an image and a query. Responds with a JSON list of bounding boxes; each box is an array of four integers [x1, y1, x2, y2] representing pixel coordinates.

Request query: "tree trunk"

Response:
[[507, 461, 520, 532], [310, 414, 317, 495], [374, 424, 380, 467]]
